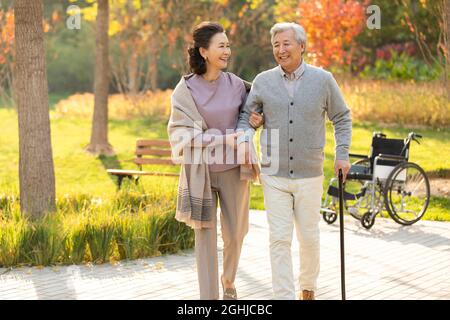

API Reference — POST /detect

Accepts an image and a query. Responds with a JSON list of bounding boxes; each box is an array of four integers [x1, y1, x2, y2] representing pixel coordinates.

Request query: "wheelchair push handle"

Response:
[[373, 132, 386, 138], [407, 132, 422, 145]]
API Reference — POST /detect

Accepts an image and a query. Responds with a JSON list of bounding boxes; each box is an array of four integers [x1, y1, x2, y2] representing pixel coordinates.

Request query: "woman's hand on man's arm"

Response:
[[249, 111, 264, 129]]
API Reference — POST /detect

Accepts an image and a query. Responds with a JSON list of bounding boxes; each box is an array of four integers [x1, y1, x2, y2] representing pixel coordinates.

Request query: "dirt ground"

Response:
[[430, 178, 450, 197]]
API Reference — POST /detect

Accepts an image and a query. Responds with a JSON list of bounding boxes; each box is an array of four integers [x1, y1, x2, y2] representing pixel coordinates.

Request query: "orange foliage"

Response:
[[299, 0, 366, 67], [0, 8, 53, 65], [0, 9, 14, 65], [277, 0, 366, 68]]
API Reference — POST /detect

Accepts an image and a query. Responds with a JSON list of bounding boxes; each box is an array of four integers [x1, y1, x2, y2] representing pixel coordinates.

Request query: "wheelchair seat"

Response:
[[370, 136, 408, 166], [347, 134, 408, 182], [347, 164, 372, 180]]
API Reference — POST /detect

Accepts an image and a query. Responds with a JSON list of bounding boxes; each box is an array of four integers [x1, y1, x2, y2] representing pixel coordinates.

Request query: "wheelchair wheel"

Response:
[[384, 162, 430, 225], [322, 210, 338, 224], [361, 211, 375, 229]]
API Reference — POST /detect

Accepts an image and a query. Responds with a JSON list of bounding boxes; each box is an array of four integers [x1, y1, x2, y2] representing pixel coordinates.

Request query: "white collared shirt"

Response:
[[278, 61, 305, 98]]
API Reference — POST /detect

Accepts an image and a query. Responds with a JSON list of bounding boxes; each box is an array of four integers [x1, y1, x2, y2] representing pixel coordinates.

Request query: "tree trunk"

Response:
[[13, 0, 55, 219], [443, 0, 450, 99], [86, 0, 114, 156], [149, 52, 158, 91], [128, 50, 138, 96]]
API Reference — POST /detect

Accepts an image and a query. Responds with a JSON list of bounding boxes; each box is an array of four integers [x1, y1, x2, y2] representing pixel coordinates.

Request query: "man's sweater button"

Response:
[[290, 170, 294, 174], [290, 120, 293, 124], [290, 102, 294, 106], [290, 156, 293, 160], [290, 138, 293, 142]]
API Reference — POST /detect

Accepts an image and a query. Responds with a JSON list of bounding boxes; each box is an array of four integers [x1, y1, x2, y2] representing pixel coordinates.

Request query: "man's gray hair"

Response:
[[270, 22, 307, 52]]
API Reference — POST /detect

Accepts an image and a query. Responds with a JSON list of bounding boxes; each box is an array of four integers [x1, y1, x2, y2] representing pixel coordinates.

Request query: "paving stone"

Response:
[[0, 210, 448, 300]]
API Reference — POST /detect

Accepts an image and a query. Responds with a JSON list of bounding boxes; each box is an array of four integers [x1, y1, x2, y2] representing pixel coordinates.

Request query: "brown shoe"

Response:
[[301, 290, 315, 300]]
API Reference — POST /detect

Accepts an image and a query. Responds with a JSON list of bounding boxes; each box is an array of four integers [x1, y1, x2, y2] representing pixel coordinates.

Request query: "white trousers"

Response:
[[260, 174, 324, 300]]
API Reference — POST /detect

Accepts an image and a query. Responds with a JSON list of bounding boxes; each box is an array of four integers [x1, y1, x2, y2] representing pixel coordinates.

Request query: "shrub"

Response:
[[114, 213, 140, 260], [339, 78, 449, 128], [0, 190, 194, 267], [0, 207, 25, 267], [19, 214, 65, 266], [63, 217, 88, 264], [360, 51, 442, 81], [86, 215, 116, 265], [54, 90, 172, 120]]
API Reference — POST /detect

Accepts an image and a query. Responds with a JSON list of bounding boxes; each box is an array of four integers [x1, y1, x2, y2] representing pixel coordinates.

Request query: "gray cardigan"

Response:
[[237, 63, 352, 179]]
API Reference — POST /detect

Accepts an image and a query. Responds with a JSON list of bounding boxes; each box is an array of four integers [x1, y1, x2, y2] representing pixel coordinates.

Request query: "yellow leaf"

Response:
[[109, 20, 122, 36], [219, 17, 231, 30], [81, 4, 97, 22]]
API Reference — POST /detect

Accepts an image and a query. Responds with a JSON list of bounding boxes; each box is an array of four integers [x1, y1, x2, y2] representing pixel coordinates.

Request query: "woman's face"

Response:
[[200, 32, 231, 71]]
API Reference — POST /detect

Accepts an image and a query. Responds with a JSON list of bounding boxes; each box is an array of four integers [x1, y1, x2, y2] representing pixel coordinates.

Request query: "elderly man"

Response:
[[237, 22, 352, 300]]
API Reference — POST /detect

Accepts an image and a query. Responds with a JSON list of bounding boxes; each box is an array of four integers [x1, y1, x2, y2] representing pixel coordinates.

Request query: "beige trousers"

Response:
[[194, 166, 250, 300], [260, 173, 324, 300]]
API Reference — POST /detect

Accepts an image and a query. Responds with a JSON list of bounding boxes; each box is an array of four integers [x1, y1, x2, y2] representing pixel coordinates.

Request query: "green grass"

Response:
[[0, 105, 448, 222], [0, 190, 194, 267]]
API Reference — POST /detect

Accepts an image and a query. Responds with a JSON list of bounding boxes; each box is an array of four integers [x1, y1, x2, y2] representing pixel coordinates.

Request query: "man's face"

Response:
[[272, 29, 304, 73]]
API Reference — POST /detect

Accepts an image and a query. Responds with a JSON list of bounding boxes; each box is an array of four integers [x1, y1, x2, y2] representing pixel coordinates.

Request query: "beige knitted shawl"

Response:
[[168, 75, 259, 230]]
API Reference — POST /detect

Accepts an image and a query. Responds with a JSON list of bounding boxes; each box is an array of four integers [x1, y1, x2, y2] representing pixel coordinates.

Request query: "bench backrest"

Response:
[[134, 139, 176, 167]]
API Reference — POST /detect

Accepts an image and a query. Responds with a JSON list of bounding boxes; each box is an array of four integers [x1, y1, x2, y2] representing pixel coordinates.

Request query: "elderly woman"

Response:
[[167, 21, 263, 300]]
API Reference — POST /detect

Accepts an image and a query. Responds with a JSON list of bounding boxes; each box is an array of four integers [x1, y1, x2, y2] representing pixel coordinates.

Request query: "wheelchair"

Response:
[[321, 132, 430, 229]]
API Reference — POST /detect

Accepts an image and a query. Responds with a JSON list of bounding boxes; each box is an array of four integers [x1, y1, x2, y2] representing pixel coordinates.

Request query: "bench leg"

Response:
[[114, 175, 144, 190], [117, 176, 124, 190], [116, 175, 135, 190]]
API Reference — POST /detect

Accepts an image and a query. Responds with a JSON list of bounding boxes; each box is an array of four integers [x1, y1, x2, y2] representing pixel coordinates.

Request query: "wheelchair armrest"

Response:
[[349, 153, 369, 159], [376, 154, 406, 161]]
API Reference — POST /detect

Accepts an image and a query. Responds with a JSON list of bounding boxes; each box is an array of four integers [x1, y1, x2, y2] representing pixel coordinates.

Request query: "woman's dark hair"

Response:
[[188, 22, 225, 75]]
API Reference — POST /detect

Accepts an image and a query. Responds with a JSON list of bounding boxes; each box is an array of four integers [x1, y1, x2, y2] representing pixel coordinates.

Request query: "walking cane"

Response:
[[338, 169, 346, 300]]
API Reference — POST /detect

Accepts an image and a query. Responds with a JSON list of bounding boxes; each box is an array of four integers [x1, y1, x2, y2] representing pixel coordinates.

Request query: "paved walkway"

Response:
[[1, 210, 449, 300]]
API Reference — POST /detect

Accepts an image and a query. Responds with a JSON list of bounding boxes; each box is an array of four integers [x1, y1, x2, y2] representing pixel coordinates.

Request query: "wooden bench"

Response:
[[107, 139, 179, 189]]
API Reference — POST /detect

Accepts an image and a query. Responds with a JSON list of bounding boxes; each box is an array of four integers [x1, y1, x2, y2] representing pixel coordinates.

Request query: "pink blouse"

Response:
[[186, 71, 247, 172]]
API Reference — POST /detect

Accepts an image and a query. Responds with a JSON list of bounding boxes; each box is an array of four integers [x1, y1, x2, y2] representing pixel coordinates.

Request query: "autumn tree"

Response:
[[108, 0, 169, 95], [13, 0, 56, 219], [443, 0, 450, 97], [163, 0, 275, 78], [85, 0, 114, 155], [0, 7, 14, 106], [78, 0, 275, 96], [216, 0, 275, 76], [402, 0, 449, 96], [275, 0, 366, 68]]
